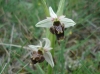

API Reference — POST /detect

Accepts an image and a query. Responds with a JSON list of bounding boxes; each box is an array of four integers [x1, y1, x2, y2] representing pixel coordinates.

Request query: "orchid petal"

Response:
[[36, 18, 53, 28], [59, 15, 65, 19], [46, 17, 52, 19], [43, 38, 52, 51], [28, 45, 39, 51], [60, 18, 76, 28], [44, 47, 52, 52], [49, 7, 57, 18], [43, 52, 54, 67], [43, 38, 50, 48], [39, 40, 42, 47]]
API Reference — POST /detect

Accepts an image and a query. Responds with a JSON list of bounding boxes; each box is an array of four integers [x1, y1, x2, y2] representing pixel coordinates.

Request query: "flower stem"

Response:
[[41, 0, 55, 73], [41, 0, 49, 16], [41, 0, 65, 74], [46, 29, 55, 74], [47, 65, 53, 74], [36, 63, 45, 74]]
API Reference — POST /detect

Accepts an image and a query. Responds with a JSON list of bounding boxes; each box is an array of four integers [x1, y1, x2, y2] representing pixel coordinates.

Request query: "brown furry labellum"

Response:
[[50, 21, 64, 40], [31, 50, 45, 64]]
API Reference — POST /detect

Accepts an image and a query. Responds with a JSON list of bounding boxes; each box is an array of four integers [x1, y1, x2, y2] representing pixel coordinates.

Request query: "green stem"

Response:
[[36, 63, 45, 74], [46, 30, 55, 74], [40, 0, 54, 74], [47, 65, 53, 74], [41, 0, 65, 74], [46, 29, 55, 55], [41, 0, 55, 73], [41, 0, 49, 16]]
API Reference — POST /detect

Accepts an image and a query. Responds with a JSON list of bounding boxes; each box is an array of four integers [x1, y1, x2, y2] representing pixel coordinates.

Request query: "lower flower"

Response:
[[28, 38, 54, 68], [31, 50, 45, 64]]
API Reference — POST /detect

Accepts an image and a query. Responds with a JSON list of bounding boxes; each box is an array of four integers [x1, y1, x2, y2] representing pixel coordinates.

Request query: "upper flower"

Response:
[[36, 6, 76, 28], [28, 38, 54, 67]]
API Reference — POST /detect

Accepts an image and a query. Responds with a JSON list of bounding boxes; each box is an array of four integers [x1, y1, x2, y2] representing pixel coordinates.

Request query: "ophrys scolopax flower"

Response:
[[36, 7, 76, 40], [28, 38, 54, 67]]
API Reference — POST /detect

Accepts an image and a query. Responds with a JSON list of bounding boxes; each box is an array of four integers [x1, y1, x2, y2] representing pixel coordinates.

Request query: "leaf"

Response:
[[57, 0, 66, 16]]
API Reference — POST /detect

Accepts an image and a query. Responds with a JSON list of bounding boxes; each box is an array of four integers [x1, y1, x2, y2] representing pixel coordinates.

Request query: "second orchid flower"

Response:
[[28, 38, 54, 68]]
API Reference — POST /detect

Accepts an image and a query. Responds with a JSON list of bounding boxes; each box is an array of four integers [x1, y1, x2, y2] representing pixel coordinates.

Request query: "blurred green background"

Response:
[[0, 0, 100, 74]]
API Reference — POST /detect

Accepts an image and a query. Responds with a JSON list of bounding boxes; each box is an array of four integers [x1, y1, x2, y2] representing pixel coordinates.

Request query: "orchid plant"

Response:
[[36, 7, 76, 40], [28, 1, 76, 73]]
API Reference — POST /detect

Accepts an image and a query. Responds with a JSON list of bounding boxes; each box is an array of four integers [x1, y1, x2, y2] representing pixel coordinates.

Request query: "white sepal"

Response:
[[43, 52, 54, 68], [28, 45, 39, 51], [35, 18, 53, 28], [43, 38, 52, 51], [43, 38, 51, 49], [39, 40, 42, 47], [60, 18, 76, 28], [59, 15, 65, 19], [49, 7, 57, 18]]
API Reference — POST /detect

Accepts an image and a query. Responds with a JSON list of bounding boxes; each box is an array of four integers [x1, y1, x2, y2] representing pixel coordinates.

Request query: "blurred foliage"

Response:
[[0, 0, 100, 74]]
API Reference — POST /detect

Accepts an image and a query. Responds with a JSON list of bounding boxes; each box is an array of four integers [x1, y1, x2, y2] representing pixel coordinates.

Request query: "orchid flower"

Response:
[[36, 7, 76, 40], [28, 38, 54, 67], [36, 6, 76, 28]]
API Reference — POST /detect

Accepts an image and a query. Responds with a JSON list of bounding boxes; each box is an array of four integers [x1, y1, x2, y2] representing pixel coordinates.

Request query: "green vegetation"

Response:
[[0, 0, 100, 74]]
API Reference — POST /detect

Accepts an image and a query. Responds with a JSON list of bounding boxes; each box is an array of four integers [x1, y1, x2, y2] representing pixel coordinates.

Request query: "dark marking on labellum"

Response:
[[31, 50, 45, 64], [50, 21, 64, 40]]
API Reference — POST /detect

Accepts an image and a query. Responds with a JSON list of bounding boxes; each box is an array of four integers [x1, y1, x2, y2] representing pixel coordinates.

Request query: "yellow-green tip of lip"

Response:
[[54, 18, 59, 22]]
